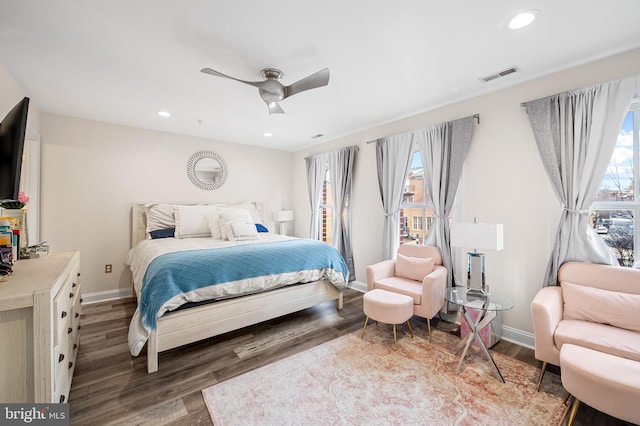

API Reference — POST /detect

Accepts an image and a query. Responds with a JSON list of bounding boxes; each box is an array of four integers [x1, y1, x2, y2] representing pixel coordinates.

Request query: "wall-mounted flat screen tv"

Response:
[[0, 97, 29, 202]]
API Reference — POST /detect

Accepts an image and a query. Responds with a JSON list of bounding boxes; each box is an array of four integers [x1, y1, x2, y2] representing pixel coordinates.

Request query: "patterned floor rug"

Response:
[[202, 327, 567, 425]]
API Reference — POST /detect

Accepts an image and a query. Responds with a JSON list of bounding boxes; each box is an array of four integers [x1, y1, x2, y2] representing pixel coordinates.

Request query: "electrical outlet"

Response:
[[105, 264, 112, 273]]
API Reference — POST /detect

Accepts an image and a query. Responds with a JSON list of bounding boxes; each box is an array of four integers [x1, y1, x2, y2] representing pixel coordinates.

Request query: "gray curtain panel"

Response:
[[416, 116, 474, 288], [327, 146, 357, 279], [525, 76, 636, 286], [305, 155, 325, 240], [375, 134, 416, 260]]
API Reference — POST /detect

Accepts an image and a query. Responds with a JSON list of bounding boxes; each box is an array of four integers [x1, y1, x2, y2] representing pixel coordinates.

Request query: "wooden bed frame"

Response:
[[130, 203, 344, 373]]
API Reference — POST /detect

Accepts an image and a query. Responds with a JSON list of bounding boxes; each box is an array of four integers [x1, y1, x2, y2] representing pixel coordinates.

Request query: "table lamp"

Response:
[[450, 221, 503, 294], [273, 210, 293, 236]]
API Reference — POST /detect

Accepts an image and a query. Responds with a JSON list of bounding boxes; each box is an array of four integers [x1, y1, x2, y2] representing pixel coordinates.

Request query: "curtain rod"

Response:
[[365, 113, 480, 144], [304, 144, 359, 160]]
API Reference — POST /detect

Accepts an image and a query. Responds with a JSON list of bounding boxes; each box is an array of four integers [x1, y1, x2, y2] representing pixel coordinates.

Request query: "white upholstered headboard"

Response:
[[130, 202, 265, 248]]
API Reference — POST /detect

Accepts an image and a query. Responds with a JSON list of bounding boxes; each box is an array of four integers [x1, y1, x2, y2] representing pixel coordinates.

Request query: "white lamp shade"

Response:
[[274, 210, 293, 222], [450, 223, 504, 251]]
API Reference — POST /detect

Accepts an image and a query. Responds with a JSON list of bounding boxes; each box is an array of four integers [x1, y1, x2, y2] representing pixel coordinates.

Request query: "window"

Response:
[[591, 100, 639, 266], [319, 167, 351, 245], [321, 168, 334, 244], [399, 150, 436, 245]]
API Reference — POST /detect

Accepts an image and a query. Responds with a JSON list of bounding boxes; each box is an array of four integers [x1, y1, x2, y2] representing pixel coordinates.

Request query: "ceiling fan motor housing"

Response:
[[260, 68, 284, 80]]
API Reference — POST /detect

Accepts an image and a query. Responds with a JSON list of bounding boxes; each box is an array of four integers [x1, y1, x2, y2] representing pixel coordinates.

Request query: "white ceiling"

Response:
[[2, 1, 640, 152]]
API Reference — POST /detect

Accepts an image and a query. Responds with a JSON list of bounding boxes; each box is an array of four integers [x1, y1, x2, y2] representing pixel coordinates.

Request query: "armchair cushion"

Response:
[[395, 253, 435, 282], [373, 276, 422, 304], [554, 320, 640, 362], [562, 282, 640, 333]]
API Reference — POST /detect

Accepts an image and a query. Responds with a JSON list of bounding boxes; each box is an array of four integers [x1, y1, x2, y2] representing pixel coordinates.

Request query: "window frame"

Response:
[[319, 167, 333, 244], [399, 148, 435, 246], [317, 166, 352, 245], [591, 99, 640, 266]]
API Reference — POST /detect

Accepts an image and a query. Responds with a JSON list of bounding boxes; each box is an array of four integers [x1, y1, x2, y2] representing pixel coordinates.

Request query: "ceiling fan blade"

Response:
[[265, 101, 284, 114], [284, 68, 330, 99], [201, 68, 266, 89]]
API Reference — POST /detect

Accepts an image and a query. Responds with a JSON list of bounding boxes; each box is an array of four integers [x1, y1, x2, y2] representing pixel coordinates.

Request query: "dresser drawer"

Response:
[[54, 336, 78, 404], [51, 255, 81, 404], [54, 299, 72, 347]]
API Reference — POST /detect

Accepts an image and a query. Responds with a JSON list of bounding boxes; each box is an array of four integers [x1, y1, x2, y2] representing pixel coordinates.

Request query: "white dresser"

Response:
[[0, 251, 81, 403]]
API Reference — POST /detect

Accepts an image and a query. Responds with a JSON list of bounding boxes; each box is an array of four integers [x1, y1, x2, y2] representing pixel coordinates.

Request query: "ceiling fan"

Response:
[[200, 67, 330, 114]]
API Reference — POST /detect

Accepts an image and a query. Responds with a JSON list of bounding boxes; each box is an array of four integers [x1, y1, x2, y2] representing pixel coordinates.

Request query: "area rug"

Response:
[[202, 327, 566, 425]]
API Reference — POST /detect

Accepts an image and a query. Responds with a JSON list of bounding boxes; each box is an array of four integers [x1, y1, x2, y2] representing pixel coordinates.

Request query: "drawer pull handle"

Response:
[[60, 395, 65, 403], [58, 353, 65, 363], [68, 327, 72, 334], [75, 312, 79, 318], [61, 311, 67, 319], [69, 292, 74, 298], [72, 282, 77, 288], [77, 272, 81, 277], [68, 361, 73, 369], [73, 343, 78, 350], [80, 298, 83, 303]]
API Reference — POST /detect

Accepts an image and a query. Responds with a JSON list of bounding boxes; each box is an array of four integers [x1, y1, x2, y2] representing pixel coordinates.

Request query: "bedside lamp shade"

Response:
[[273, 210, 293, 223], [274, 210, 293, 236]]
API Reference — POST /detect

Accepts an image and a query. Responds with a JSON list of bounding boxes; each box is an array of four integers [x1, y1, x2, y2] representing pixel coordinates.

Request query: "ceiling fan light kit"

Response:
[[201, 66, 330, 114]]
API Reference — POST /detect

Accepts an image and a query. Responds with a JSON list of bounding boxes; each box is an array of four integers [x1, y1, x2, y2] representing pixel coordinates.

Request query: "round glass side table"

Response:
[[443, 287, 514, 382]]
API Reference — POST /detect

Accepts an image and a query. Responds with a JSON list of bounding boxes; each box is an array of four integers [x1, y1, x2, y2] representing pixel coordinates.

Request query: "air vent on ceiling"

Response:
[[479, 66, 521, 83], [311, 134, 324, 139]]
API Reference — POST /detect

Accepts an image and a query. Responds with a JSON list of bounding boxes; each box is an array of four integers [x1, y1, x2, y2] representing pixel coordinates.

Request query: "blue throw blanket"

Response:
[[139, 238, 348, 330]]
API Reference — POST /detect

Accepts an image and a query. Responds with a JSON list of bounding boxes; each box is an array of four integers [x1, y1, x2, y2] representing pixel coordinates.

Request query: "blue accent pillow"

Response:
[[255, 224, 269, 233], [150, 228, 175, 239]]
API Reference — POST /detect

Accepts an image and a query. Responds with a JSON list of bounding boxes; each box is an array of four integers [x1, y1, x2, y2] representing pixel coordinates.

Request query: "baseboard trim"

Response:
[[501, 325, 535, 350], [348, 280, 367, 293], [82, 288, 133, 304]]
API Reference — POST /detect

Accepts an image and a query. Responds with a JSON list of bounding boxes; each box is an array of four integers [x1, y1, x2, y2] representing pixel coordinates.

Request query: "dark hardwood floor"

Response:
[[69, 289, 632, 425]]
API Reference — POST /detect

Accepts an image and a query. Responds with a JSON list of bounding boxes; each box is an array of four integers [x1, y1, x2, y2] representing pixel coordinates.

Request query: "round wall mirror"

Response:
[[187, 150, 228, 190]]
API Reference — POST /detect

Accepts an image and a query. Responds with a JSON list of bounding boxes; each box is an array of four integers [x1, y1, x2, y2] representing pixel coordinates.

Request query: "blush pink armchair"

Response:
[[366, 244, 448, 342], [530, 261, 640, 392]]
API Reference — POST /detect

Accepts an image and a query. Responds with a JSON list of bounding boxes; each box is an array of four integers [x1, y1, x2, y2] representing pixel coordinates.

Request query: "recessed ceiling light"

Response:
[[157, 111, 171, 117], [507, 10, 538, 30], [263, 132, 273, 137]]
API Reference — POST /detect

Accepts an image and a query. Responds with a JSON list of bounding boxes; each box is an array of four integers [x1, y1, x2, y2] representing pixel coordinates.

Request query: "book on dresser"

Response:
[[0, 251, 81, 403]]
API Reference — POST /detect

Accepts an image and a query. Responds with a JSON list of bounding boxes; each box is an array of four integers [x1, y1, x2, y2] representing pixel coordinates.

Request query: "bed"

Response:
[[126, 202, 347, 373]]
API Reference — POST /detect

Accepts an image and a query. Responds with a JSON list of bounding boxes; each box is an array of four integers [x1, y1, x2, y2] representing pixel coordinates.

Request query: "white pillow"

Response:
[[231, 202, 260, 223], [217, 207, 254, 240], [174, 205, 217, 238], [208, 213, 223, 240], [144, 203, 176, 237], [227, 222, 259, 241]]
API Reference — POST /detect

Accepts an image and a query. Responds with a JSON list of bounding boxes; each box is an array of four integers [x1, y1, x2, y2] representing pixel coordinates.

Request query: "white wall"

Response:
[[292, 47, 640, 343], [0, 64, 40, 131], [39, 114, 294, 296]]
